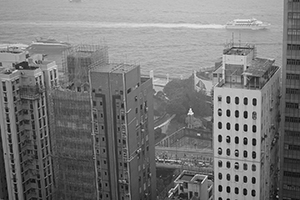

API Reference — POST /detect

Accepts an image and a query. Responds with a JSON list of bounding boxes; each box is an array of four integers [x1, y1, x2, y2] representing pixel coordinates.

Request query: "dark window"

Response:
[[252, 164, 256, 172], [235, 136, 239, 144], [235, 110, 239, 118], [251, 190, 256, 197], [252, 151, 256, 159], [226, 161, 230, 168], [243, 163, 248, 170], [226, 136, 230, 143], [243, 176, 247, 183], [218, 160, 222, 167], [235, 187, 239, 194], [218, 109, 222, 116], [235, 97, 239, 105], [218, 122, 222, 129], [252, 177, 256, 184], [252, 112, 257, 120], [235, 123, 239, 131], [226, 123, 231, 130], [226, 174, 230, 181], [234, 162, 239, 170], [252, 125, 257, 133], [244, 151, 248, 158], [243, 188, 247, 196], [252, 138, 257, 146], [218, 148, 222, 155], [218, 96, 222, 102], [226, 96, 231, 104], [226, 109, 231, 117], [252, 98, 257, 106], [235, 150, 239, 157], [243, 137, 248, 145], [244, 111, 248, 119], [218, 135, 222, 142], [235, 175, 239, 182], [244, 124, 248, 132], [218, 185, 223, 192], [218, 173, 222, 180], [226, 186, 231, 193], [244, 97, 248, 105], [226, 148, 230, 156]]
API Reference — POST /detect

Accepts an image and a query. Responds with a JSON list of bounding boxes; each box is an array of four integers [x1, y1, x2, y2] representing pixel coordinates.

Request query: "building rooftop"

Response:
[[243, 57, 275, 77], [223, 45, 255, 56], [91, 63, 138, 74]]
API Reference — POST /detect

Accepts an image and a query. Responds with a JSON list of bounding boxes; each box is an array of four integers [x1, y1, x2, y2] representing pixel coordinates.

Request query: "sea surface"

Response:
[[0, 0, 283, 77]]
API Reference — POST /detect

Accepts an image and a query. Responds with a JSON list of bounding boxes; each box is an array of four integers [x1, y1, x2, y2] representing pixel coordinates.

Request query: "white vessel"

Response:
[[28, 38, 71, 51], [225, 18, 269, 30]]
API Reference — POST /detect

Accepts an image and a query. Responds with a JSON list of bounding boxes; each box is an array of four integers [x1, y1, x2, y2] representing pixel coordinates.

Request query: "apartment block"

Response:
[[213, 44, 280, 200], [90, 63, 156, 200], [0, 49, 56, 200]]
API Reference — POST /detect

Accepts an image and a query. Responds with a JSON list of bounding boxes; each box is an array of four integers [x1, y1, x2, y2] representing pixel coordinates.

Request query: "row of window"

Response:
[[286, 102, 299, 109], [218, 173, 256, 184], [287, 58, 300, 65], [285, 116, 300, 123], [218, 135, 257, 146], [288, 44, 300, 51], [218, 122, 257, 132], [217, 148, 257, 159], [217, 96, 257, 106], [218, 186, 256, 196], [286, 88, 300, 94], [217, 109, 257, 119], [218, 162, 257, 173], [287, 73, 300, 80]]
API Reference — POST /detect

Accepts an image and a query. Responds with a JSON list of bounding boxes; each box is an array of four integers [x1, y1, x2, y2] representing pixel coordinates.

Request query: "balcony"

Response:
[[19, 85, 45, 100]]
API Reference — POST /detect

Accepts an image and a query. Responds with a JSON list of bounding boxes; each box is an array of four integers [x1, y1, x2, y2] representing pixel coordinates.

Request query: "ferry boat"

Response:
[[225, 18, 269, 30], [28, 38, 71, 51]]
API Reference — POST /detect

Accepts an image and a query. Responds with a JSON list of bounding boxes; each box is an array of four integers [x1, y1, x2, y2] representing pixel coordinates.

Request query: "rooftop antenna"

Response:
[[231, 32, 234, 46]]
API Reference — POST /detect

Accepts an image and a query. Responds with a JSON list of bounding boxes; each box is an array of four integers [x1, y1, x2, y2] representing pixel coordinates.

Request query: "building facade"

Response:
[[0, 50, 56, 200], [280, 0, 300, 199], [90, 63, 156, 200], [213, 44, 280, 200]]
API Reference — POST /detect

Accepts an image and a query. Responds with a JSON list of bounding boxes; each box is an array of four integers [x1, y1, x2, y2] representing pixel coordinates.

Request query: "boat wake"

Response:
[[0, 21, 225, 29]]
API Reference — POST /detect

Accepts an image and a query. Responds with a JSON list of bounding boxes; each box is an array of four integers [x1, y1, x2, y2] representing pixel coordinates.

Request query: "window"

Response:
[[218, 160, 222, 167], [252, 112, 257, 120], [252, 177, 256, 184], [251, 190, 256, 197], [226, 109, 231, 117], [226, 174, 230, 181], [243, 176, 247, 183], [226, 136, 230, 143], [243, 151, 248, 158], [218, 173, 222, 180], [243, 163, 248, 170], [226, 186, 231, 193], [235, 97, 239, 105], [234, 162, 239, 170], [244, 111, 248, 119], [243, 137, 248, 145], [252, 125, 257, 133], [235, 136, 239, 144], [244, 124, 248, 132], [226, 161, 231, 168], [218, 148, 222, 155], [235, 123, 239, 131], [218, 109, 222, 116], [235, 150, 239, 157], [235, 175, 239, 182], [226, 96, 231, 104], [252, 151, 257, 159], [218, 185, 223, 192], [252, 138, 257, 146], [252, 164, 256, 171], [244, 97, 248, 105], [243, 188, 247, 196], [252, 98, 257, 106], [218, 96, 222, 102], [235, 110, 239, 118], [226, 149, 230, 156], [218, 122, 222, 129], [218, 135, 222, 142], [226, 123, 231, 130], [234, 187, 239, 194]]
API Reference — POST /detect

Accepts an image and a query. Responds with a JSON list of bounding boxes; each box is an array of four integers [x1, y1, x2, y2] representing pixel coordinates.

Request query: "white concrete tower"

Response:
[[213, 44, 281, 200]]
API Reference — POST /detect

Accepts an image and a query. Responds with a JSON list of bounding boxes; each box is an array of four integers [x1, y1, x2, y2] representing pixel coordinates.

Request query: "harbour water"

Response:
[[0, 0, 282, 77]]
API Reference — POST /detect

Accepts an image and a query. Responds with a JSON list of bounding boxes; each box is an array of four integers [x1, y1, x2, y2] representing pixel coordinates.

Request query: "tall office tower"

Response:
[[212, 44, 281, 200], [280, 0, 300, 199], [0, 50, 56, 200], [90, 63, 156, 200], [49, 45, 108, 200]]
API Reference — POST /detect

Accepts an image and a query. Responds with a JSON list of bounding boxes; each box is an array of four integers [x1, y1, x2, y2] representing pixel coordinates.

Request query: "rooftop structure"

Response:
[[167, 170, 213, 200]]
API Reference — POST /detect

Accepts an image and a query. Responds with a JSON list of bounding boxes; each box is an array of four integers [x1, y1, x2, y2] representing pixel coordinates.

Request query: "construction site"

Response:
[[48, 44, 109, 200]]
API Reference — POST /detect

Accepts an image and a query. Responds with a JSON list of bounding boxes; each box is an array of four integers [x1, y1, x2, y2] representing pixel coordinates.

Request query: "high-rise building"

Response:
[[89, 63, 156, 200], [48, 44, 108, 200], [280, 0, 300, 199], [0, 50, 56, 200], [212, 44, 280, 200]]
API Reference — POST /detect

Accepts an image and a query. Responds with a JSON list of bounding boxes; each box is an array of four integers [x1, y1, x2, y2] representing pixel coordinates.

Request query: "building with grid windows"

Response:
[[0, 50, 56, 200], [212, 44, 280, 200], [280, 0, 300, 199], [89, 63, 156, 200]]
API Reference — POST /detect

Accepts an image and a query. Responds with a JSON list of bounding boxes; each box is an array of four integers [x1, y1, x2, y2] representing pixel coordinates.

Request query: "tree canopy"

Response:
[[163, 76, 211, 122]]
